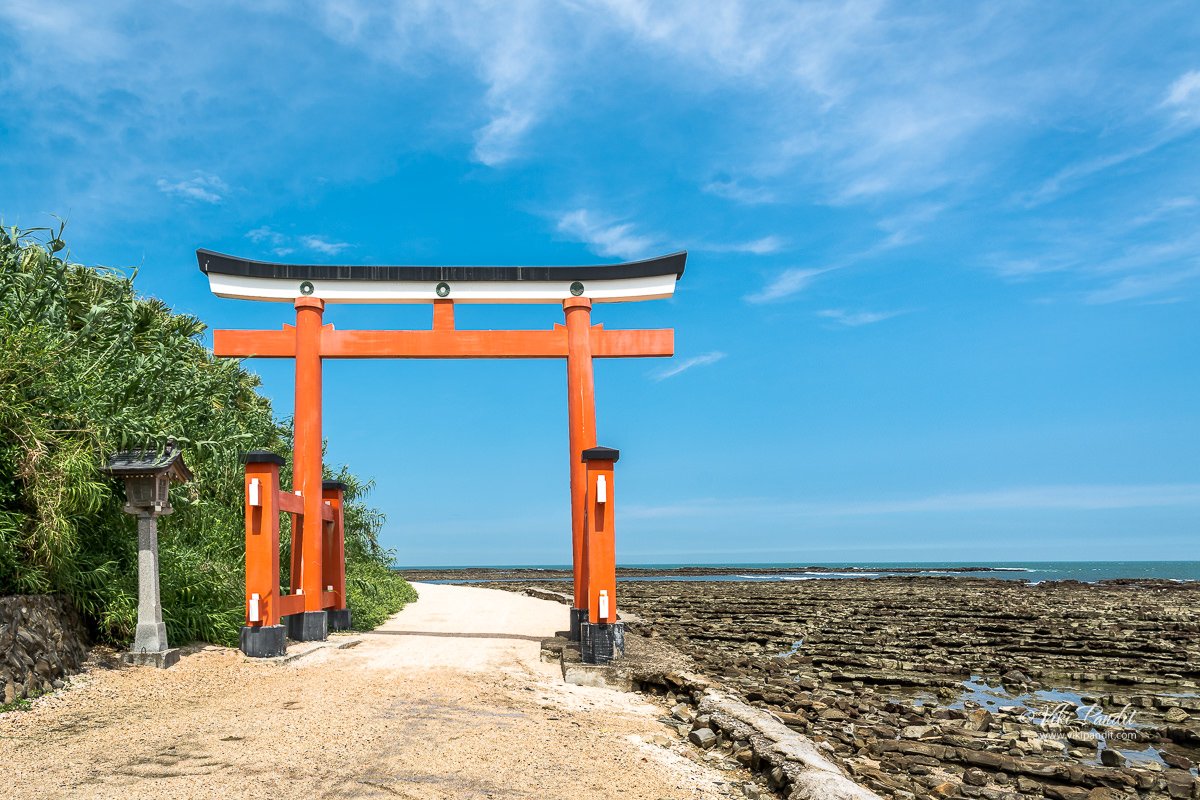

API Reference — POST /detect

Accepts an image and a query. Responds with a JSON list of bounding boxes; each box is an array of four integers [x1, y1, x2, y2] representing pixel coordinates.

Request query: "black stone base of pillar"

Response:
[[240, 624, 287, 658], [285, 610, 328, 642], [327, 608, 353, 631], [569, 607, 588, 642], [580, 621, 625, 665]]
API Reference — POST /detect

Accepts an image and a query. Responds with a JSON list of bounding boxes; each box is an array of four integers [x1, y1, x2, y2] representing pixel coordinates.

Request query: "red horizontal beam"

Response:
[[277, 593, 305, 618], [213, 325, 673, 359], [276, 491, 303, 515], [215, 327, 296, 358], [593, 328, 674, 358], [324, 328, 565, 358]]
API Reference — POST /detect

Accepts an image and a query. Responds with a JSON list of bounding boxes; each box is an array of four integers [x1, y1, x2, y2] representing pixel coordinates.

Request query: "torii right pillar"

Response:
[[580, 446, 623, 664], [564, 297, 597, 641]]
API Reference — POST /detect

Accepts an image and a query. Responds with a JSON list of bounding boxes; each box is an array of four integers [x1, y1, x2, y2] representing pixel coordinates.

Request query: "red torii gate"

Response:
[[199, 248, 685, 663]]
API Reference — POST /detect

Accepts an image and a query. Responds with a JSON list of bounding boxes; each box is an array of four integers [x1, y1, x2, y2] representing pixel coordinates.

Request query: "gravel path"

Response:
[[1, 583, 739, 799]]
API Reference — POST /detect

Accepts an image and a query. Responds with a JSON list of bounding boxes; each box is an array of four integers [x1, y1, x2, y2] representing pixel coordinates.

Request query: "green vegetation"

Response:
[[0, 698, 33, 713], [0, 693, 38, 713], [0, 225, 415, 646]]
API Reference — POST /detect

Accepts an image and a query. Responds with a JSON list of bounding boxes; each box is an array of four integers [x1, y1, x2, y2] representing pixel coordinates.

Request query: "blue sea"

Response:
[[409, 561, 1200, 584]]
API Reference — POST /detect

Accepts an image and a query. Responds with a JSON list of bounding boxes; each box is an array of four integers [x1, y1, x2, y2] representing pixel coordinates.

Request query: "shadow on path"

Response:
[[365, 630, 547, 642]]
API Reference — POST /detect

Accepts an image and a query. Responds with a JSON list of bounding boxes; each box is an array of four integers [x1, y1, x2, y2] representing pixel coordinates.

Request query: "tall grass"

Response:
[[0, 225, 415, 645]]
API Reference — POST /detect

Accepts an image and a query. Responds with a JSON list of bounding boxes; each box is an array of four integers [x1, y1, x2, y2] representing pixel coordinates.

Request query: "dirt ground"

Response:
[[0, 583, 744, 800]]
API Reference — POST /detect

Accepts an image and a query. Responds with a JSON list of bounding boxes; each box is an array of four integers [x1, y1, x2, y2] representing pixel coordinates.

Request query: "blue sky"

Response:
[[2, 2, 1197, 565]]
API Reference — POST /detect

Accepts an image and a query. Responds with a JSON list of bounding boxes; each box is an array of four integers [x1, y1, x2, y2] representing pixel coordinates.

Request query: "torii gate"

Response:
[[198, 248, 685, 663]]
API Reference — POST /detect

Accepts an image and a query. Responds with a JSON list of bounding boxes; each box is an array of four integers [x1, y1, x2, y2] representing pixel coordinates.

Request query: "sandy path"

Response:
[[1, 583, 741, 799]]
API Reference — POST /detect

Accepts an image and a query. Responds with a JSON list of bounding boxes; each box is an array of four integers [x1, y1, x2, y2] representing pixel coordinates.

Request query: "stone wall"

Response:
[[0, 595, 89, 703]]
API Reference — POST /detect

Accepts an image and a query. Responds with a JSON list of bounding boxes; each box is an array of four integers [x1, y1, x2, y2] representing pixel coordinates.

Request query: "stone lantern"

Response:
[[102, 439, 192, 668]]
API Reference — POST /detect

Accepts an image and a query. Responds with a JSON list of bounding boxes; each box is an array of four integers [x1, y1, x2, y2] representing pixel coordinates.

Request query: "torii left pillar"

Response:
[[288, 296, 329, 642]]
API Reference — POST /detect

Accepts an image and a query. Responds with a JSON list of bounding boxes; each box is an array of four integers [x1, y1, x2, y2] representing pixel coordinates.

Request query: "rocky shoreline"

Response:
[[408, 572, 1200, 800]]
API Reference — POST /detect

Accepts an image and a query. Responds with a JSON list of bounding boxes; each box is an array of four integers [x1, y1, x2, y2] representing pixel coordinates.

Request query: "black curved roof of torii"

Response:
[[197, 249, 687, 283]]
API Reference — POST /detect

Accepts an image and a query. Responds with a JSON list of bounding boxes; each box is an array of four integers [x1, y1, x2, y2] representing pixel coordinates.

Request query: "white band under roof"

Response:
[[205, 272, 679, 304]]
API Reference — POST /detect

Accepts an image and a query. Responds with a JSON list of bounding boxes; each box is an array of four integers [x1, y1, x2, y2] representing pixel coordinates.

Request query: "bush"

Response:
[[0, 224, 415, 645], [346, 559, 420, 631]]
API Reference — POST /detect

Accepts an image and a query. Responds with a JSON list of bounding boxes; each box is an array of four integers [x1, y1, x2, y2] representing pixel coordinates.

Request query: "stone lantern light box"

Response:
[[103, 440, 192, 516]]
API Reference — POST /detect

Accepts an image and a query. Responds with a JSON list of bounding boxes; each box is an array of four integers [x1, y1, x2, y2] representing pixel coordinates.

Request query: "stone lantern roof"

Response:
[[102, 440, 192, 483]]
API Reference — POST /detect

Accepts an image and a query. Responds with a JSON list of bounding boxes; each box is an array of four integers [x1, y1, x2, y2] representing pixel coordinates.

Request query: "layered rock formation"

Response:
[[0, 595, 89, 704], [614, 578, 1200, 800]]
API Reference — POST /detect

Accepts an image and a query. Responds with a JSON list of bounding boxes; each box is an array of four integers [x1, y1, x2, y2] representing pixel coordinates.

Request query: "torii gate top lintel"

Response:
[[198, 248, 686, 304]]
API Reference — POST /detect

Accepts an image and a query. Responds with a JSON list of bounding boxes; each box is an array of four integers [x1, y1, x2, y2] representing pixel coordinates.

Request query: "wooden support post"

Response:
[[240, 451, 288, 658], [288, 510, 301, 592], [564, 298, 597, 640], [322, 481, 351, 630], [432, 298, 455, 331], [580, 446, 623, 664]]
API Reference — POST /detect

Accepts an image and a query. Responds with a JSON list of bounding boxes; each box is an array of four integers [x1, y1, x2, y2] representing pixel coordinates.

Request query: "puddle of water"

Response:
[[1099, 742, 1167, 768], [777, 639, 804, 658], [954, 677, 1194, 768], [952, 677, 1115, 721], [949, 677, 1013, 710], [884, 676, 1197, 770]]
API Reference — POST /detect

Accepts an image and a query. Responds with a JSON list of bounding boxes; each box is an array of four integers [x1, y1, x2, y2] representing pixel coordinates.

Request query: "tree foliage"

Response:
[[0, 225, 414, 645]]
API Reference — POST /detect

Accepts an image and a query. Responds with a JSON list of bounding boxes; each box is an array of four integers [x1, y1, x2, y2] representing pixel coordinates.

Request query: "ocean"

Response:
[[404, 560, 1200, 583]]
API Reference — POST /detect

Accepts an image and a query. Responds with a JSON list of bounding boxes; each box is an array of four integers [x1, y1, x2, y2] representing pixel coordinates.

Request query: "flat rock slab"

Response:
[[121, 648, 180, 669]]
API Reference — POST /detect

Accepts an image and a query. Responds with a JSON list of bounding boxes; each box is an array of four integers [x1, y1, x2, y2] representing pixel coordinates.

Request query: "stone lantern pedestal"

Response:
[[125, 511, 179, 668]]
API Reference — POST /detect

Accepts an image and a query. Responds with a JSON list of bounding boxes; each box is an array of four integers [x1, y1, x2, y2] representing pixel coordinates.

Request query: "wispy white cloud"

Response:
[[1019, 141, 1163, 208], [876, 203, 945, 248], [299, 235, 351, 255], [464, 8, 557, 166], [989, 256, 1070, 280], [701, 235, 785, 255], [817, 308, 907, 326], [1082, 266, 1200, 305], [652, 351, 726, 381], [246, 226, 286, 246], [989, 219, 1200, 303], [156, 173, 227, 204], [555, 208, 658, 260], [245, 227, 350, 257], [308, 2, 561, 167], [558, 212, 782, 258], [1021, 70, 1200, 208], [745, 267, 829, 304], [1163, 69, 1200, 123], [703, 179, 776, 205], [744, 203, 941, 302], [625, 483, 1200, 521], [1129, 196, 1198, 228]]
